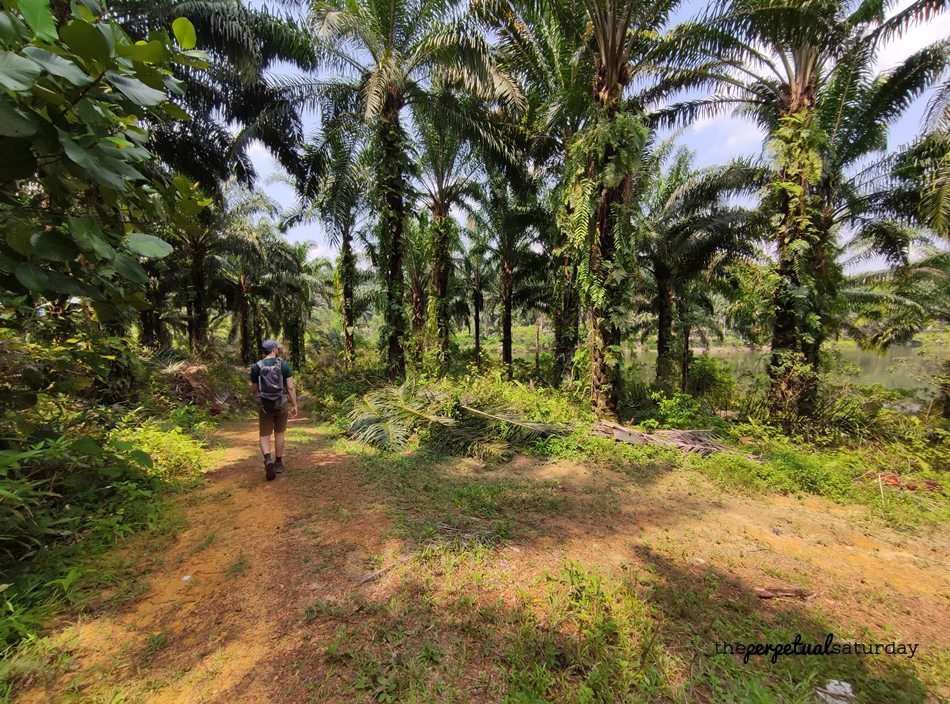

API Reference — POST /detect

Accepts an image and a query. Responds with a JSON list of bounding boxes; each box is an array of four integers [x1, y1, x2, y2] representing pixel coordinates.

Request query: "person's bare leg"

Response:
[[274, 433, 285, 458], [260, 434, 271, 456]]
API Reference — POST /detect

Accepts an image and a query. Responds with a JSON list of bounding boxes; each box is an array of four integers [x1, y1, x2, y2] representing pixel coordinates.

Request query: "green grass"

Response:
[[293, 540, 936, 703], [300, 365, 949, 701]]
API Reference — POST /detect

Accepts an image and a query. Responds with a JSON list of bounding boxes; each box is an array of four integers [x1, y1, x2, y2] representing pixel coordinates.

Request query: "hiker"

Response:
[[250, 340, 298, 480]]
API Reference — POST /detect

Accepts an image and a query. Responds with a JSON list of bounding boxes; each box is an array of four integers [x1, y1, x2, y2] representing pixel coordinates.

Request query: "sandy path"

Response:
[[15, 414, 396, 703]]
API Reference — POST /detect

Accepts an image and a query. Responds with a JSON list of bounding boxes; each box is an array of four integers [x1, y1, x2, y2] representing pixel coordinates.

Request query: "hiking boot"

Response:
[[265, 460, 276, 481], [274, 459, 284, 474]]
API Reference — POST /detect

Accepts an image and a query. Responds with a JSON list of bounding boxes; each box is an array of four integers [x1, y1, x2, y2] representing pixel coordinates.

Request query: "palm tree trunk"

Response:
[[139, 309, 157, 348], [535, 317, 541, 377], [940, 357, 950, 420], [591, 174, 626, 417], [768, 109, 827, 414], [189, 243, 208, 356], [681, 324, 691, 393], [411, 283, 425, 333], [502, 262, 513, 377], [428, 210, 452, 372], [554, 258, 580, 384], [238, 287, 251, 365], [340, 226, 356, 369], [474, 289, 482, 368], [379, 93, 407, 379], [655, 281, 674, 389]]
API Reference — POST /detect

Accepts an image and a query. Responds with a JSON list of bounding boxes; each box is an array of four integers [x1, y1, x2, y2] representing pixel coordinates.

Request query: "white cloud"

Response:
[[680, 114, 765, 167]]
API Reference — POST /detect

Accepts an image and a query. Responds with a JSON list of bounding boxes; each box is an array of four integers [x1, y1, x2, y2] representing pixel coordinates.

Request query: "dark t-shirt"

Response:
[[250, 358, 293, 384]]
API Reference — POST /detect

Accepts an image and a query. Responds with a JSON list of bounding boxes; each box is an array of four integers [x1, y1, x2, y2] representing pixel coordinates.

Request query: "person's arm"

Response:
[[286, 377, 298, 417]]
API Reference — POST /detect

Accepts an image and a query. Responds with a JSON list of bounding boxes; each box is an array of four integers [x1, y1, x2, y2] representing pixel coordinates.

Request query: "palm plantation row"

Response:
[[3, 0, 950, 420], [221, 0, 950, 418]]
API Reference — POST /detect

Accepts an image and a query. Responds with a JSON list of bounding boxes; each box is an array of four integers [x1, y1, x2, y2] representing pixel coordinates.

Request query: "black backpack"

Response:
[[256, 359, 284, 412]]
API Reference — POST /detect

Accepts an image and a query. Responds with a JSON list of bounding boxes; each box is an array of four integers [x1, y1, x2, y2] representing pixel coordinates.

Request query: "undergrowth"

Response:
[[0, 400, 225, 654]]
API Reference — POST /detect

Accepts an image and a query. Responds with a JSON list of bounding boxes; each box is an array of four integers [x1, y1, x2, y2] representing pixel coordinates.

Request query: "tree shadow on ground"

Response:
[[263, 537, 932, 703]]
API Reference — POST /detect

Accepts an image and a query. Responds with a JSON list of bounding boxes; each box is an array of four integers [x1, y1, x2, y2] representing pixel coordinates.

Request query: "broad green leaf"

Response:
[[171, 17, 196, 50], [162, 73, 185, 96], [0, 51, 41, 91], [59, 133, 129, 190], [6, 223, 34, 255], [31, 230, 80, 262], [0, 252, 18, 272], [22, 46, 92, 86], [90, 300, 118, 321], [60, 20, 111, 66], [98, 465, 123, 478], [0, 13, 27, 46], [112, 252, 149, 284], [76, 4, 97, 22], [161, 102, 190, 121], [98, 152, 145, 182], [31, 84, 66, 105], [68, 216, 110, 255], [0, 137, 37, 181], [125, 232, 172, 259], [171, 174, 193, 193], [45, 269, 105, 300], [124, 290, 151, 310], [18, 0, 57, 42], [132, 62, 164, 89], [0, 105, 36, 137], [7, 391, 38, 410], [176, 196, 203, 216], [116, 40, 166, 63], [129, 449, 153, 468], [15, 263, 49, 291], [104, 71, 166, 106], [71, 438, 103, 456]]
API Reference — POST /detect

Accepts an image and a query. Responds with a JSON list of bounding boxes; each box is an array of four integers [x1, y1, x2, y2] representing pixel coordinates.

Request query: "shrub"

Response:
[[112, 423, 206, 481], [687, 354, 737, 409]]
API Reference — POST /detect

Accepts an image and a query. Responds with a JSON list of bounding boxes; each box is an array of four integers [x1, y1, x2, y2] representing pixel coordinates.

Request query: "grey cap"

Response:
[[261, 340, 283, 352]]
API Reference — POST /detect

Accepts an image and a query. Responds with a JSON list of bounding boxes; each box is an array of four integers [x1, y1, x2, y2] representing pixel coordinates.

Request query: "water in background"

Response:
[[628, 344, 945, 397]]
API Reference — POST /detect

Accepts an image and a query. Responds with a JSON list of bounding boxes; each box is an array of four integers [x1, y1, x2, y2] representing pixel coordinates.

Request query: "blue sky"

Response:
[[246, 0, 950, 258]]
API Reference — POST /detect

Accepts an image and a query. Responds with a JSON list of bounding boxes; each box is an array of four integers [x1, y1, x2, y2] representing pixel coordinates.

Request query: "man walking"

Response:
[[251, 340, 298, 480]]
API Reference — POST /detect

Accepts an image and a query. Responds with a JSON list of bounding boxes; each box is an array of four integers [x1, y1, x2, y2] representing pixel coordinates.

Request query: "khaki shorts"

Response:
[[258, 403, 289, 436]]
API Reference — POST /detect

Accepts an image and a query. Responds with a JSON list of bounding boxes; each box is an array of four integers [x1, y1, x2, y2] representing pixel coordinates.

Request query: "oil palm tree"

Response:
[[286, 114, 371, 368], [456, 228, 494, 367], [307, 0, 522, 378], [631, 145, 759, 388], [414, 103, 483, 371], [475, 0, 593, 382], [657, 0, 949, 409], [112, 0, 316, 186], [170, 182, 280, 354], [554, 0, 682, 416], [472, 173, 548, 374]]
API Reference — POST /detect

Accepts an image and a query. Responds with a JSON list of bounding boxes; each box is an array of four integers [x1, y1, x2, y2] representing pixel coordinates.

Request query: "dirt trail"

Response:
[[13, 417, 950, 702], [15, 414, 397, 703]]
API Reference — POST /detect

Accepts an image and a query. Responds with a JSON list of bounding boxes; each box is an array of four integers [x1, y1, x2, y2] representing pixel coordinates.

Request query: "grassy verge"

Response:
[[296, 411, 946, 702], [0, 404, 223, 665]]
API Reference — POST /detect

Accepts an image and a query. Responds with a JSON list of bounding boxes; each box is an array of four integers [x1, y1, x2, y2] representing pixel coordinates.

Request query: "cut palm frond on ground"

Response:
[[348, 382, 457, 449], [348, 383, 569, 452], [592, 421, 761, 462]]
